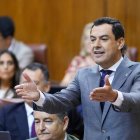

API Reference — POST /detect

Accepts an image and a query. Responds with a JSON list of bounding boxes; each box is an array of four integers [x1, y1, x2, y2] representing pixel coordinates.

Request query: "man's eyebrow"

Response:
[[100, 35, 109, 38], [90, 35, 109, 38], [34, 118, 39, 120]]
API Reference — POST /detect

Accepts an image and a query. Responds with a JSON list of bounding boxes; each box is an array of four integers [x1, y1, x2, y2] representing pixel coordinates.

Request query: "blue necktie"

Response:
[[100, 69, 113, 112]]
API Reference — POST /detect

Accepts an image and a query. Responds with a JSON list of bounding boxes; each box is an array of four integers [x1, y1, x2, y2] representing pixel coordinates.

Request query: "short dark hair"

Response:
[[0, 16, 15, 38], [91, 17, 126, 55], [33, 111, 68, 122], [56, 112, 68, 121], [24, 62, 49, 82], [0, 49, 20, 88]]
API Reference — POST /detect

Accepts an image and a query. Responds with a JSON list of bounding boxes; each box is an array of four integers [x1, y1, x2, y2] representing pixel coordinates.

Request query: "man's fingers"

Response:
[[104, 75, 111, 86], [15, 88, 23, 94], [15, 83, 25, 90], [89, 93, 108, 101], [22, 95, 33, 100], [16, 90, 32, 99], [23, 73, 33, 82]]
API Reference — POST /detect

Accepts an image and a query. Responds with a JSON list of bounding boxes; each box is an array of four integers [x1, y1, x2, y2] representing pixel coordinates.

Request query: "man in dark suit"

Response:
[[15, 17, 140, 140], [0, 63, 50, 140]]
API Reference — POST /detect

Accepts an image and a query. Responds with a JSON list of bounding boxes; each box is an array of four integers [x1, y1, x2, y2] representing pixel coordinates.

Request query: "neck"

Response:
[[101, 55, 122, 69], [0, 80, 12, 90], [56, 133, 65, 140]]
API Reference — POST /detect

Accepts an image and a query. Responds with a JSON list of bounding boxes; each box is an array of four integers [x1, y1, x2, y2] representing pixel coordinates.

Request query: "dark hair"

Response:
[[91, 17, 127, 55], [33, 111, 68, 122], [0, 16, 15, 38], [0, 49, 20, 88], [24, 62, 49, 82], [56, 112, 68, 121]]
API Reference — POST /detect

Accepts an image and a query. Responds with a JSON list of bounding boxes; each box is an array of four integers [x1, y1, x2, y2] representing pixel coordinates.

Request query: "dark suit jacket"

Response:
[[67, 105, 84, 140], [35, 56, 140, 140], [0, 102, 29, 140]]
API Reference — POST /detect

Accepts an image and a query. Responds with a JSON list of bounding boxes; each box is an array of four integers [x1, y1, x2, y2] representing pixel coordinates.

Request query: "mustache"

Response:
[[38, 132, 50, 135]]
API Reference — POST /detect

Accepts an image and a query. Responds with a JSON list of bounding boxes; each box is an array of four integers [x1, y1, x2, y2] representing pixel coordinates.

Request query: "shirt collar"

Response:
[[24, 102, 33, 117], [8, 38, 16, 51], [64, 133, 67, 140], [99, 57, 123, 72]]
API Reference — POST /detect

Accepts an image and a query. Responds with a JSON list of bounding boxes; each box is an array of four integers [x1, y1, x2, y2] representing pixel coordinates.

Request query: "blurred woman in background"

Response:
[[61, 22, 95, 86], [0, 49, 19, 98]]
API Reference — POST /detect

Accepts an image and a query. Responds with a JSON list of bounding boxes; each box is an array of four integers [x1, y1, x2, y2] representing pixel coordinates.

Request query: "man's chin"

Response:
[[94, 59, 104, 65], [38, 134, 50, 140]]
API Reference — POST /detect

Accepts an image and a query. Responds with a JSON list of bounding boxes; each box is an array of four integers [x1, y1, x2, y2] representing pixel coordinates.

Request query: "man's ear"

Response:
[[44, 81, 51, 92], [117, 37, 125, 50], [63, 116, 69, 131]]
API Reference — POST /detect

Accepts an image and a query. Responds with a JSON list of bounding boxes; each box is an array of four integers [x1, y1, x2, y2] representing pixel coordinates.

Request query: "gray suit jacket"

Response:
[[36, 56, 140, 140]]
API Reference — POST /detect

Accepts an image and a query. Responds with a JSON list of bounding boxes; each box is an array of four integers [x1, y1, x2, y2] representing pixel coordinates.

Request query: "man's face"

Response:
[[34, 111, 68, 140], [20, 68, 49, 91], [90, 24, 124, 68]]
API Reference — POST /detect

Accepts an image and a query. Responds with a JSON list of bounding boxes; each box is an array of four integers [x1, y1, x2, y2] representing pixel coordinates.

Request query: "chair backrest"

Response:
[[127, 47, 138, 62], [29, 44, 47, 65]]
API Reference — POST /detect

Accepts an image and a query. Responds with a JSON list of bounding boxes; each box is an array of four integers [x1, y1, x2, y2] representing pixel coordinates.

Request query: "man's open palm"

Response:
[[15, 73, 40, 101]]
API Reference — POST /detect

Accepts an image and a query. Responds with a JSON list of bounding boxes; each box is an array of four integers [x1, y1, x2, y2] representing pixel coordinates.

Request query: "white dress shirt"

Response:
[[25, 103, 34, 138], [64, 133, 67, 140], [8, 39, 15, 51]]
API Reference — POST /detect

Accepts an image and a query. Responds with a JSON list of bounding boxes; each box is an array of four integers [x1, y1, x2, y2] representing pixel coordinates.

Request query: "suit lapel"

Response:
[[15, 103, 29, 139], [87, 65, 102, 122], [101, 57, 133, 124]]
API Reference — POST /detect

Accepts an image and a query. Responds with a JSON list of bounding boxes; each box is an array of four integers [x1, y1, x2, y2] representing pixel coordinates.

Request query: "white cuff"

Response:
[[112, 90, 124, 107], [33, 90, 45, 106]]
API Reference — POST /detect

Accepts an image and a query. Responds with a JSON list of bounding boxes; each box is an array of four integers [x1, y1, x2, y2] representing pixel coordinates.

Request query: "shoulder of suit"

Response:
[[123, 56, 140, 66], [0, 102, 24, 112], [14, 39, 33, 52]]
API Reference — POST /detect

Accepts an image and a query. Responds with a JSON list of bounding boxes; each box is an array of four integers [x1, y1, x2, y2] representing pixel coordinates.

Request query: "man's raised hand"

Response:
[[15, 73, 40, 101]]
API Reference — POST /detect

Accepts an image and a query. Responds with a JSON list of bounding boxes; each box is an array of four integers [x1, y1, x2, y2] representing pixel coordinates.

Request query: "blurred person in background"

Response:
[[61, 22, 95, 86], [0, 16, 34, 69], [0, 49, 19, 99]]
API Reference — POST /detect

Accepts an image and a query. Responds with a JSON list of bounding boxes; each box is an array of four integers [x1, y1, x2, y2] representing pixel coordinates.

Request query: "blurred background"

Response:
[[0, 0, 139, 82]]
